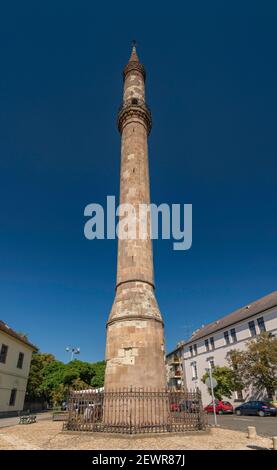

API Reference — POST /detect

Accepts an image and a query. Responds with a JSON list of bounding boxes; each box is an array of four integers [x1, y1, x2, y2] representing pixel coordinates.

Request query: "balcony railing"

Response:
[[169, 369, 183, 379], [117, 98, 152, 134], [168, 355, 182, 365]]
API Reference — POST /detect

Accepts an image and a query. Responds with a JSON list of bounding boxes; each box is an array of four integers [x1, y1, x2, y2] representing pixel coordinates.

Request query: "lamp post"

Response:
[[205, 363, 218, 427], [66, 347, 80, 361]]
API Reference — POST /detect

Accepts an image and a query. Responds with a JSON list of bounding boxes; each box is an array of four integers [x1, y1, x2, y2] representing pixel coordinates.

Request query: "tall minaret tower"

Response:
[[104, 44, 166, 390]]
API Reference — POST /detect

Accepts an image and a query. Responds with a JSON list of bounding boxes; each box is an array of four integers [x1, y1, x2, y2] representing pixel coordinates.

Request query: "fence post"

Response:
[[196, 387, 205, 430], [64, 387, 206, 434]]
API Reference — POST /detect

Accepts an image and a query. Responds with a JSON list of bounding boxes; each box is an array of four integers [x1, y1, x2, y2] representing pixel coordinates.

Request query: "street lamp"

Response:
[[66, 346, 80, 361]]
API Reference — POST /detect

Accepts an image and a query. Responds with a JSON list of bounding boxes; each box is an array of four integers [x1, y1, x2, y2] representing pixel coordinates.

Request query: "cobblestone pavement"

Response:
[[0, 420, 274, 450]]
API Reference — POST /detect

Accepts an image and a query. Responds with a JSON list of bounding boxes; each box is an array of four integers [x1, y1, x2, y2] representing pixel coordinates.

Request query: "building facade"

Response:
[[104, 45, 166, 390], [166, 291, 277, 405], [0, 321, 37, 417], [166, 343, 185, 389]]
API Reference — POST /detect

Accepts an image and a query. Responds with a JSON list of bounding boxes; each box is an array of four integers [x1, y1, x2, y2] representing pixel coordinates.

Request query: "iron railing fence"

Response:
[[64, 388, 205, 434]]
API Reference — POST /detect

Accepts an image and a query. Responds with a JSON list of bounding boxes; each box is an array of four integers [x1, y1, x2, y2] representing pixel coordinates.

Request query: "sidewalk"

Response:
[[0, 412, 52, 429]]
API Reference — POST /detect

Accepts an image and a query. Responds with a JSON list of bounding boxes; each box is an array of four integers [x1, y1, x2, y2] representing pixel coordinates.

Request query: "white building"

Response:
[[0, 320, 37, 417], [166, 291, 277, 405], [166, 343, 185, 390]]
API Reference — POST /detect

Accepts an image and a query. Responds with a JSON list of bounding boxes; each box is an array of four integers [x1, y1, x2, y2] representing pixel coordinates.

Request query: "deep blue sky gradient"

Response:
[[0, 1, 276, 362]]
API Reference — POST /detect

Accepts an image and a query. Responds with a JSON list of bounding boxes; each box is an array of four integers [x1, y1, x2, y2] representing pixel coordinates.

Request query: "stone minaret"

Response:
[[104, 45, 166, 390]]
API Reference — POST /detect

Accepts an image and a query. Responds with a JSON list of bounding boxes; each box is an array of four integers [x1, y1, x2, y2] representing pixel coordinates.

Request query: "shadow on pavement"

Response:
[[247, 444, 270, 451]]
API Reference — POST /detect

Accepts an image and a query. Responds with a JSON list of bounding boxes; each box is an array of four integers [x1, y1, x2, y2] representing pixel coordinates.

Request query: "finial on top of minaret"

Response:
[[129, 39, 139, 63], [123, 40, 146, 81]]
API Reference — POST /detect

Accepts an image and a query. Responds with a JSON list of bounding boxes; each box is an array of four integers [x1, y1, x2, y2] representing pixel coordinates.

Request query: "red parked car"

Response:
[[204, 400, 233, 415], [170, 399, 200, 413]]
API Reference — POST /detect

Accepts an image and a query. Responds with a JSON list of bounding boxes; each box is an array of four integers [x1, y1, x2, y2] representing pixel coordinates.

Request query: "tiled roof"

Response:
[[0, 320, 38, 351], [186, 291, 277, 344], [166, 342, 186, 357]]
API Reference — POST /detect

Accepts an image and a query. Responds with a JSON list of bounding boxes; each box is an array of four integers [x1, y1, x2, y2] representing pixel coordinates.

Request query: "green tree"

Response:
[[72, 377, 91, 389], [90, 361, 106, 388], [226, 349, 246, 396], [65, 360, 95, 385], [40, 360, 66, 401], [201, 366, 237, 400], [26, 352, 106, 406], [26, 353, 55, 401], [51, 383, 68, 407], [227, 333, 277, 399], [62, 370, 79, 386]]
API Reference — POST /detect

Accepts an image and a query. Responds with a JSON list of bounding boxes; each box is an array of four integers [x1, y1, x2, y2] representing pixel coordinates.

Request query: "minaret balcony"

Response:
[[117, 98, 152, 135], [123, 61, 146, 81]]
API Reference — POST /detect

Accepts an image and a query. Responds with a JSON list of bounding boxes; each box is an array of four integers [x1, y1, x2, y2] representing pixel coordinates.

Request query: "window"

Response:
[[224, 331, 230, 345], [209, 359, 215, 369], [191, 362, 198, 380], [248, 320, 256, 337], [0, 344, 8, 364], [193, 344, 197, 356], [9, 389, 17, 406], [257, 317, 266, 333], [207, 357, 215, 369], [17, 352, 24, 369], [210, 337, 215, 350], [189, 346, 193, 357], [236, 390, 244, 401], [131, 98, 138, 105], [205, 339, 209, 352], [230, 328, 237, 343]]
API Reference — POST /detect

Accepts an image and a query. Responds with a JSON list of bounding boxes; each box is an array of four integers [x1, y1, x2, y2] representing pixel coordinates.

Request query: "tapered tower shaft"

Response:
[[104, 46, 166, 390], [116, 46, 154, 288]]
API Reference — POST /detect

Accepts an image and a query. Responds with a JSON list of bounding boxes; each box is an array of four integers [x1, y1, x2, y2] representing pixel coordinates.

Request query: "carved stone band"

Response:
[[117, 100, 152, 135], [123, 61, 146, 81]]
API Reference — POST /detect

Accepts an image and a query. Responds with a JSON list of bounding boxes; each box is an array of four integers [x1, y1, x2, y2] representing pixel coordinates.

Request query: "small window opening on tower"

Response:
[[132, 98, 138, 105]]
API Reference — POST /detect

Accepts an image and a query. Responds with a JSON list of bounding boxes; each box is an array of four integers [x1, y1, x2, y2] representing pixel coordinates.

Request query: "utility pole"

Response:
[[205, 362, 217, 426]]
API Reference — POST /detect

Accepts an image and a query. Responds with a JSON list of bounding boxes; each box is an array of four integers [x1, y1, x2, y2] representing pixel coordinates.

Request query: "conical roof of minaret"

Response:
[[129, 45, 140, 63], [123, 43, 146, 80]]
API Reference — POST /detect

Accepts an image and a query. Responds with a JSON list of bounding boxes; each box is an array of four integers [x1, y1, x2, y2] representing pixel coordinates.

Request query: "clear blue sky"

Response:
[[0, 1, 276, 363]]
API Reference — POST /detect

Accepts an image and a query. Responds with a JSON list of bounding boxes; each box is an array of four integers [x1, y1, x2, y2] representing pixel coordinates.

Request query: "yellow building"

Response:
[[0, 320, 37, 417]]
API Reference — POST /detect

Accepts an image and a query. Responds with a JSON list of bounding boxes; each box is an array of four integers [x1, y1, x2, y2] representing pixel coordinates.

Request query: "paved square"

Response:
[[0, 418, 274, 450]]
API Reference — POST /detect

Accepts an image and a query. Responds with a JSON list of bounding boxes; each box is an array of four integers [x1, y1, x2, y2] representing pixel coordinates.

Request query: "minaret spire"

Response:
[[129, 39, 139, 62], [123, 41, 146, 82]]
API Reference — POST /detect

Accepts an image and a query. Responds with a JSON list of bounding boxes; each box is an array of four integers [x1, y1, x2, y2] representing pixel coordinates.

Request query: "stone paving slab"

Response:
[[0, 420, 274, 450]]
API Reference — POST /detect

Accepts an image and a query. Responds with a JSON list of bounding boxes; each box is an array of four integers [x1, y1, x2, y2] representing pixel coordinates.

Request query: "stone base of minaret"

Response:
[[104, 281, 166, 390]]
